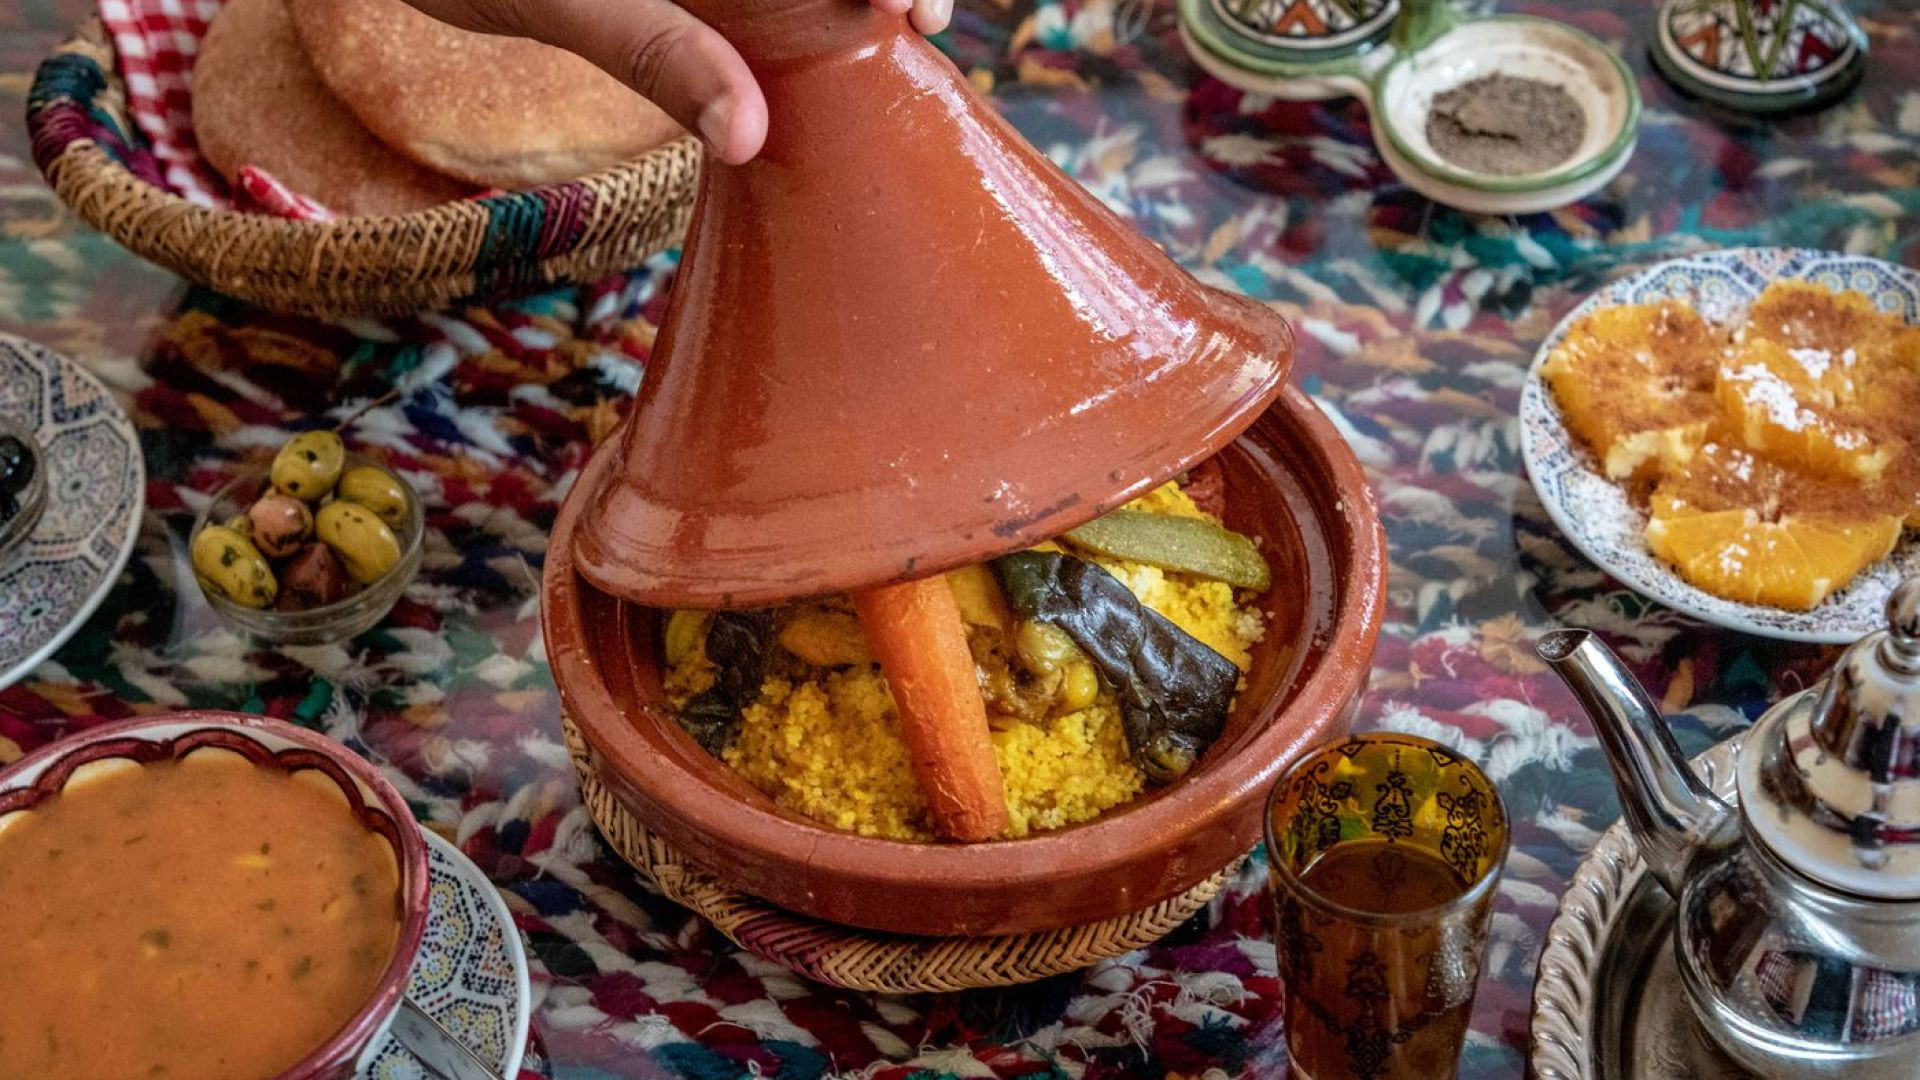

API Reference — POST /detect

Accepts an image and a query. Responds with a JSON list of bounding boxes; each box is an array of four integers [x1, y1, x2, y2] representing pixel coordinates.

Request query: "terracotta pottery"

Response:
[[546, 386, 1385, 937], [0, 711, 431, 1079], [571, 0, 1295, 609]]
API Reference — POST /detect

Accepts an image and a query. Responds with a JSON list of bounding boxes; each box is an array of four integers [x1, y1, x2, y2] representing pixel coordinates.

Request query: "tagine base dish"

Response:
[[1530, 734, 1752, 1079], [565, 715, 1239, 994]]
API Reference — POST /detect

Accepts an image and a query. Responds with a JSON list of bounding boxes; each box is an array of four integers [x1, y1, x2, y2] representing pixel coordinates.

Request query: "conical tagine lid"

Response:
[[573, 0, 1295, 608]]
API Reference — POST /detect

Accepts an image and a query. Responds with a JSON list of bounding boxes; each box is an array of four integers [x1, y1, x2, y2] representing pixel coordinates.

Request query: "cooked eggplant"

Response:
[[674, 610, 775, 754], [993, 550, 1238, 783], [1063, 509, 1270, 591]]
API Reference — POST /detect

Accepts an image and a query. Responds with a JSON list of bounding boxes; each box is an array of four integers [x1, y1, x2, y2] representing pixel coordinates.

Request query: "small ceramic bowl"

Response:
[[0, 711, 431, 1079], [1371, 16, 1639, 214], [192, 457, 424, 645], [0, 415, 47, 565]]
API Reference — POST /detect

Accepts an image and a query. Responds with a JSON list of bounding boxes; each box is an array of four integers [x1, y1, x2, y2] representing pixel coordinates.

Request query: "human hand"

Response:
[[400, 0, 953, 165]]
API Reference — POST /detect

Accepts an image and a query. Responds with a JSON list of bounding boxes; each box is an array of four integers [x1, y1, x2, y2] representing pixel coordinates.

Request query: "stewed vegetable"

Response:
[[993, 550, 1239, 783]]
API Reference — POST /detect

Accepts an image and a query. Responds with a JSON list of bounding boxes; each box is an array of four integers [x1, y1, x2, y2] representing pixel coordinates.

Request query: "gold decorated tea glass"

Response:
[[1265, 733, 1509, 1080]]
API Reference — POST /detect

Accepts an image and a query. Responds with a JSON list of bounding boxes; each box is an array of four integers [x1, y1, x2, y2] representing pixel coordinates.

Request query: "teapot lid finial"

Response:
[[1878, 577, 1920, 676], [1743, 576, 1920, 899]]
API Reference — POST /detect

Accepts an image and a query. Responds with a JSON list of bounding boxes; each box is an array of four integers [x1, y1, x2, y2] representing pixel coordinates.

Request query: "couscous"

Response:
[[662, 476, 1267, 842]]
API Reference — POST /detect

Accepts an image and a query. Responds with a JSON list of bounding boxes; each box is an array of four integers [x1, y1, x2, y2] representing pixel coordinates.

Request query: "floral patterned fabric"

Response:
[[3, 0, 1919, 1076]]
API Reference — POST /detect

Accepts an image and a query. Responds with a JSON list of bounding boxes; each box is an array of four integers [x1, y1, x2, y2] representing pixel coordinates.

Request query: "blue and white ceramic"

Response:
[[362, 829, 532, 1080], [1520, 248, 1920, 644], [0, 335, 143, 690]]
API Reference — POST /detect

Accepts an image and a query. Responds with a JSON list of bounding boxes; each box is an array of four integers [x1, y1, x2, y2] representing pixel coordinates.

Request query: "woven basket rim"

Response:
[[562, 713, 1247, 993], [34, 16, 702, 228], [27, 17, 701, 317]]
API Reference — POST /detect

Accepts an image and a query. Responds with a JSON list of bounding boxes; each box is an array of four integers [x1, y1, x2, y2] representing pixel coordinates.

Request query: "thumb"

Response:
[[400, 0, 770, 164]]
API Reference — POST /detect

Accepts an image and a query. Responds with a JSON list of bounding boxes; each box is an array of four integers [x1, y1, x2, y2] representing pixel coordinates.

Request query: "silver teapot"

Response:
[[1539, 580, 1920, 1079]]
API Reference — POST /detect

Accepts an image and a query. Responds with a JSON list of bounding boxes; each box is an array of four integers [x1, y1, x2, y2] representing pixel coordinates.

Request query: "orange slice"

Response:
[[1714, 338, 1893, 483], [1542, 302, 1721, 482], [1747, 280, 1901, 363], [1646, 495, 1899, 611]]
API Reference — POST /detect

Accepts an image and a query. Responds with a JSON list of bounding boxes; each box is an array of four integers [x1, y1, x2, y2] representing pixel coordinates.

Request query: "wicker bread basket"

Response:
[[28, 20, 701, 318]]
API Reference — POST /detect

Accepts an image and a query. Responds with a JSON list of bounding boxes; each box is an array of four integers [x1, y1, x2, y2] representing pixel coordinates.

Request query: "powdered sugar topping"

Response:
[[1726, 363, 1815, 432]]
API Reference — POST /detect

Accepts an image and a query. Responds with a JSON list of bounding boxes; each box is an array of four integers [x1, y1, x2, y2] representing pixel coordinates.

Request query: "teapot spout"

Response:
[[1538, 629, 1738, 895]]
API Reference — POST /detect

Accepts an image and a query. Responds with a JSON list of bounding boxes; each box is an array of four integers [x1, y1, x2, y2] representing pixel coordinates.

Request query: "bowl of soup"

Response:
[[0, 712, 429, 1080]]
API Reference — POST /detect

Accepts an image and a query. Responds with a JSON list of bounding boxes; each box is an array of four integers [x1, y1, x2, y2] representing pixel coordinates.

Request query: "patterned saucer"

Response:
[[0, 335, 143, 690], [1519, 248, 1920, 644], [1177, 0, 1399, 99], [1652, 0, 1867, 114], [361, 829, 531, 1080]]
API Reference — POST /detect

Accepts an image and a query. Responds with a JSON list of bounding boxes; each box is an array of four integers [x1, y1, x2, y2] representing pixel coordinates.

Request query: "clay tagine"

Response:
[[545, 0, 1386, 940], [571, 0, 1297, 610]]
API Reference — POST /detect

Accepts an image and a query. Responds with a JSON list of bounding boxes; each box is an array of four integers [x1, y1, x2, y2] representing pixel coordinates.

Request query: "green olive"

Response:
[[192, 525, 277, 609], [1057, 661, 1100, 714], [316, 501, 402, 584], [270, 431, 346, 502], [663, 610, 709, 668], [1015, 619, 1082, 674], [336, 466, 410, 528]]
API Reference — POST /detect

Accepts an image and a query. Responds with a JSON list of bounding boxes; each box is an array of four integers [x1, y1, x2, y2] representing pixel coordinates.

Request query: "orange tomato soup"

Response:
[[0, 751, 403, 1079]]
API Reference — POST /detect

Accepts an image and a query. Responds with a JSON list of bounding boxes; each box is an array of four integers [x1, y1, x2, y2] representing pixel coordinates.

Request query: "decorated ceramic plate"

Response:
[[362, 828, 532, 1079], [0, 335, 143, 689], [1519, 248, 1920, 644]]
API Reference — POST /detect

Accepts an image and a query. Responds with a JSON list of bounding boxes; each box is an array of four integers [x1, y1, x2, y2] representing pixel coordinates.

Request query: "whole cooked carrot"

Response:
[[853, 577, 1010, 842]]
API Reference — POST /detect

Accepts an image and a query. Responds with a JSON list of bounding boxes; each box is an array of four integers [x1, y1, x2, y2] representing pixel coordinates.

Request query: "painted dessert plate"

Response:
[[1519, 248, 1920, 644], [361, 829, 531, 1079], [0, 335, 144, 690]]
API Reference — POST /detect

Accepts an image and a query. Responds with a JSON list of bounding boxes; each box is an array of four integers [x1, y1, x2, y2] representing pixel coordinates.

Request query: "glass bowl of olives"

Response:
[[0, 416, 46, 565], [190, 431, 424, 645]]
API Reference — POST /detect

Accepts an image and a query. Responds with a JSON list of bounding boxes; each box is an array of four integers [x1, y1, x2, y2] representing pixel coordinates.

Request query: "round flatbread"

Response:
[[192, 0, 474, 216], [290, 0, 685, 189]]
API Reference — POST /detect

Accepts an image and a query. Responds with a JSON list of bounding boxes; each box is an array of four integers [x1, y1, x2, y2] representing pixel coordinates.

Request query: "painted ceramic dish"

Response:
[[0, 334, 143, 692], [1177, 1, 1641, 214], [548, 387, 1386, 938], [360, 830, 531, 1080], [1521, 248, 1920, 644], [1176, 0, 1399, 99], [1370, 16, 1640, 215], [1652, 0, 1867, 115], [0, 712, 430, 1080], [1529, 733, 1747, 1079]]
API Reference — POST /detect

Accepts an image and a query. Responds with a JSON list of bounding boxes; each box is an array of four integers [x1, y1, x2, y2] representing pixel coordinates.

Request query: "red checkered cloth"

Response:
[[98, 0, 336, 219]]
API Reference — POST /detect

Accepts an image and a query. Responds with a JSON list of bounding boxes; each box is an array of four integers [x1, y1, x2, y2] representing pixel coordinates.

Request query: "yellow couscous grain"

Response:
[[669, 481, 1264, 841]]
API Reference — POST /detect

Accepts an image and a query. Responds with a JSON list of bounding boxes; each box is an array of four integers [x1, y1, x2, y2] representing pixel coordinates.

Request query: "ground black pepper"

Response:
[[1423, 74, 1586, 177]]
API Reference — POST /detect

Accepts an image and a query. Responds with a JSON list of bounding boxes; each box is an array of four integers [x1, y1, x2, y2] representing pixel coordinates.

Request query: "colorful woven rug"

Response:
[[1, 0, 1919, 1077]]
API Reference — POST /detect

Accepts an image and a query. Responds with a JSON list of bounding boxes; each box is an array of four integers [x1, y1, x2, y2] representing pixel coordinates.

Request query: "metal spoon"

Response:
[[390, 995, 505, 1080]]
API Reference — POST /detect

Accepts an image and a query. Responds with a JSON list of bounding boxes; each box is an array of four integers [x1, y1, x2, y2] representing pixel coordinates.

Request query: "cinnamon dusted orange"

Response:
[[1713, 337, 1892, 484], [1645, 440, 1902, 611], [1541, 302, 1722, 483], [1745, 280, 1906, 367]]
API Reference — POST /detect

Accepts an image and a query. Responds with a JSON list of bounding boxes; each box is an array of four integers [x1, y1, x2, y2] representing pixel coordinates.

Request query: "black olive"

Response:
[[0, 435, 32, 495]]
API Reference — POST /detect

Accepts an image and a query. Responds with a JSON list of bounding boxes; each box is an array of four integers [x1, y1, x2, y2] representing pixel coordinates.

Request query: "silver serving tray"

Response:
[[1529, 735, 1758, 1079]]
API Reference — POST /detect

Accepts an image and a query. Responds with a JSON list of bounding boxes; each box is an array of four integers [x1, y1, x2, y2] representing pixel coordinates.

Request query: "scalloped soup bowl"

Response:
[[0, 712, 429, 1079]]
